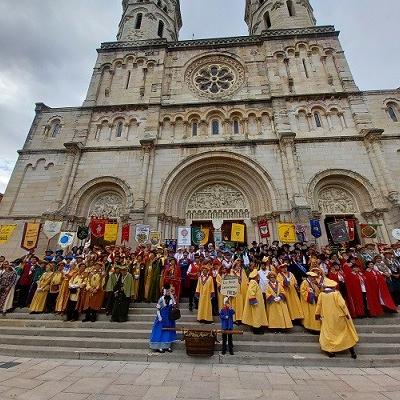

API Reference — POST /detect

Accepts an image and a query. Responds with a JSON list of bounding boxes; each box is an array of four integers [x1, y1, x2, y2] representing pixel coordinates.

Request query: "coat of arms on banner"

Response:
[[43, 221, 63, 240], [135, 224, 150, 243], [150, 231, 161, 246], [58, 232, 76, 248]]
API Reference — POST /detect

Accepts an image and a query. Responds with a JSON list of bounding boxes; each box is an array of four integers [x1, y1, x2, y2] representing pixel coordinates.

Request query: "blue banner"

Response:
[[310, 219, 322, 238]]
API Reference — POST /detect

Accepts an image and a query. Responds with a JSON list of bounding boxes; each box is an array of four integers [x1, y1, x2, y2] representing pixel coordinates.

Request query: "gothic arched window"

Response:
[[158, 20, 165, 38], [211, 119, 220, 135], [387, 105, 399, 122], [135, 13, 143, 29], [264, 12, 271, 29]]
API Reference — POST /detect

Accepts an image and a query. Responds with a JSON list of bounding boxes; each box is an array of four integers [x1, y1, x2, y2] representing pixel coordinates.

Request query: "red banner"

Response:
[[122, 224, 130, 242], [258, 219, 270, 238], [90, 219, 106, 238], [345, 219, 355, 241]]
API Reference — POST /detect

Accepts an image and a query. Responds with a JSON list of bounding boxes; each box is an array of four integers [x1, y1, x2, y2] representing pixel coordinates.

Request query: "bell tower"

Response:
[[245, 0, 316, 35], [117, 0, 182, 42]]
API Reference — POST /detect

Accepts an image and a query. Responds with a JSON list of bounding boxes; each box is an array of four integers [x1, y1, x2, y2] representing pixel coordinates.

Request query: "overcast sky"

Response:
[[0, 0, 398, 193]]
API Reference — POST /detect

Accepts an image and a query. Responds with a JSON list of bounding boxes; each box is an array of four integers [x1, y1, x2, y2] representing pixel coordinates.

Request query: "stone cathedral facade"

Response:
[[1, 0, 399, 257]]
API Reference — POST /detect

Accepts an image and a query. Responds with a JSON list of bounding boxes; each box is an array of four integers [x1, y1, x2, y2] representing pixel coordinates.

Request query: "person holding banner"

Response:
[[0, 262, 18, 316], [229, 260, 248, 324], [29, 264, 54, 314]]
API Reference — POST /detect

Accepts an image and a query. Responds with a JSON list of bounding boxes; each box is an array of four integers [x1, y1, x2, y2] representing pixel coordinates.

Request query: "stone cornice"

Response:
[[99, 26, 337, 53]]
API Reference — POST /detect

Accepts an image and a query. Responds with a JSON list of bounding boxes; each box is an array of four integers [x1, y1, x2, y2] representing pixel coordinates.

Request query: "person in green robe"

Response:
[[105, 265, 121, 315], [111, 265, 134, 322], [148, 248, 164, 303]]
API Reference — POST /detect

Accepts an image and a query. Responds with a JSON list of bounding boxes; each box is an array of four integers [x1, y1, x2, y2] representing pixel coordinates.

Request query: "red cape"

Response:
[[344, 270, 366, 318], [363, 270, 385, 317], [366, 270, 397, 313]]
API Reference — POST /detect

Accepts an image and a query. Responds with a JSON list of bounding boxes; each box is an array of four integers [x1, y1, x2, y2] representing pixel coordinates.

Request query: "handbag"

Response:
[[169, 306, 181, 321]]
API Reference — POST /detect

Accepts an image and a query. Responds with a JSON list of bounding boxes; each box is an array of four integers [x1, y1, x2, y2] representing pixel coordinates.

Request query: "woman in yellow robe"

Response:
[[242, 269, 268, 333], [277, 264, 304, 321], [216, 265, 229, 310], [195, 265, 214, 323], [300, 271, 321, 332], [315, 279, 359, 359], [55, 265, 79, 314], [30, 264, 54, 313], [230, 261, 248, 324], [265, 272, 293, 330]]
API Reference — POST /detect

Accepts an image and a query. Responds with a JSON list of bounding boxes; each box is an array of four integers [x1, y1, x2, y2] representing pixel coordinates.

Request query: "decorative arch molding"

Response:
[[307, 169, 383, 212], [66, 176, 134, 218], [158, 151, 279, 220]]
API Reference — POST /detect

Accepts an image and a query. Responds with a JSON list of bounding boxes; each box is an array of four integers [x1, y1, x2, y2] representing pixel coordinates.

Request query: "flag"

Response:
[[21, 222, 41, 251], [360, 224, 379, 239], [104, 224, 118, 242], [345, 219, 355, 241], [165, 239, 177, 252], [77, 226, 89, 240], [295, 224, 308, 243], [231, 223, 245, 243], [150, 231, 161, 246], [328, 221, 349, 244], [91, 219, 105, 238], [392, 229, 400, 241], [191, 227, 209, 245], [177, 227, 192, 247], [258, 219, 270, 239], [122, 224, 130, 242], [310, 219, 322, 238], [43, 221, 62, 239], [277, 223, 296, 243], [135, 224, 150, 243], [0, 225, 17, 244], [58, 232, 75, 248]]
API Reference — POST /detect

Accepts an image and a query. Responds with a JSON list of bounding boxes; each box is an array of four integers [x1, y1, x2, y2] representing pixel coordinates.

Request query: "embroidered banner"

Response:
[[360, 224, 379, 239], [191, 227, 209, 246], [91, 219, 106, 238], [43, 221, 63, 240], [258, 219, 270, 239], [121, 224, 130, 243], [135, 224, 150, 243], [77, 226, 89, 240], [149, 231, 161, 246], [21, 222, 41, 251], [58, 232, 76, 248], [345, 219, 356, 241], [310, 219, 322, 238], [177, 227, 191, 247], [295, 224, 308, 243], [104, 224, 118, 242], [0, 225, 17, 244], [231, 223, 245, 243], [328, 220, 349, 244], [277, 223, 296, 243]]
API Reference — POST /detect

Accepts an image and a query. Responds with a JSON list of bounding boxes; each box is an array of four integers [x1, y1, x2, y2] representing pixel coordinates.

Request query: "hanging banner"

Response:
[[165, 239, 177, 252], [277, 223, 296, 243], [135, 224, 150, 243], [21, 222, 41, 251], [104, 224, 118, 242], [191, 227, 209, 245], [231, 223, 245, 243], [150, 231, 161, 246], [177, 227, 191, 247], [77, 226, 89, 240], [360, 224, 379, 239], [91, 219, 106, 238], [122, 224, 130, 242], [310, 219, 322, 238], [0, 225, 17, 244], [328, 220, 349, 244], [58, 232, 76, 248], [345, 219, 356, 241], [43, 221, 63, 240], [295, 224, 308, 243], [214, 230, 222, 248], [258, 219, 270, 239], [392, 229, 400, 241]]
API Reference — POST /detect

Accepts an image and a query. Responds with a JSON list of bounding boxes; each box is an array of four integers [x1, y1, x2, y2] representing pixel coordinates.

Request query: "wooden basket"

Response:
[[183, 330, 217, 357]]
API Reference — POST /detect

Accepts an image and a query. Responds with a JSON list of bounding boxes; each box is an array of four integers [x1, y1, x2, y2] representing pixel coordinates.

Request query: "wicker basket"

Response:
[[183, 330, 217, 357]]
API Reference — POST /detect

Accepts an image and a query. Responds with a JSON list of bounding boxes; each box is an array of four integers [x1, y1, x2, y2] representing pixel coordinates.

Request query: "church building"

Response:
[[0, 0, 399, 256]]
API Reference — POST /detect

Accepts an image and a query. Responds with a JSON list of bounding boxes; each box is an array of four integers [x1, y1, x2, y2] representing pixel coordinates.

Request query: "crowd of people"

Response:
[[0, 240, 399, 355]]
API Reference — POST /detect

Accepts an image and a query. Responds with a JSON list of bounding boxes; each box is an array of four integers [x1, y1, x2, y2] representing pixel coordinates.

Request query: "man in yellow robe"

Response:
[[29, 264, 54, 314], [300, 271, 321, 332], [229, 260, 248, 324], [242, 269, 268, 333], [277, 264, 304, 321], [195, 265, 214, 323], [316, 279, 359, 359], [265, 272, 293, 331]]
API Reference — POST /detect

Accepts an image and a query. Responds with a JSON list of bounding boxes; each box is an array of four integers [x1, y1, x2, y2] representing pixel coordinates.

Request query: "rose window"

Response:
[[185, 55, 245, 99]]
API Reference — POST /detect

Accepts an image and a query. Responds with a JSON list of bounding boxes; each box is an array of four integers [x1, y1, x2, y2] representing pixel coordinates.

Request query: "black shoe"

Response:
[[328, 352, 336, 358], [229, 350, 234, 356], [189, 306, 193, 312], [82, 319, 89, 323], [350, 349, 357, 359], [157, 349, 165, 353], [166, 348, 173, 353]]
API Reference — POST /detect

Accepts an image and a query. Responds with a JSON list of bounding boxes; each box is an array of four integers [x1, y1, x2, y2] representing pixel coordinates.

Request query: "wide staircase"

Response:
[[1, 300, 400, 367]]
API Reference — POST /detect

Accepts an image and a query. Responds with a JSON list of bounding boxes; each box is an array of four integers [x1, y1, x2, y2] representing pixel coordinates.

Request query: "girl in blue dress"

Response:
[[149, 284, 177, 353]]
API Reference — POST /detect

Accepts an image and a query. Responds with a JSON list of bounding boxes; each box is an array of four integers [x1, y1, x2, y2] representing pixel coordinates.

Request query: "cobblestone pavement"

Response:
[[1, 356, 400, 400]]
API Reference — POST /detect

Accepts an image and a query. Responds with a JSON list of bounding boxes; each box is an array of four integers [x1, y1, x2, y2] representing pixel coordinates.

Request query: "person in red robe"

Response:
[[327, 262, 347, 300], [364, 261, 397, 314], [162, 258, 181, 303], [344, 263, 368, 318]]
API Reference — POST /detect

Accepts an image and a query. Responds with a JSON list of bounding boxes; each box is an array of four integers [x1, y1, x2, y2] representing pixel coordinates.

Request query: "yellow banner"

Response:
[[0, 225, 17, 244], [21, 222, 41, 251], [278, 223, 296, 243], [104, 224, 118, 242], [231, 223, 245, 243], [200, 228, 209, 245]]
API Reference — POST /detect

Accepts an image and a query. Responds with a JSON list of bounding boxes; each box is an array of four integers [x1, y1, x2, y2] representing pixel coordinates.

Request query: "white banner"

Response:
[[220, 276, 239, 297], [177, 226, 191, 247], [43, 221, 63, 239], [135, 224, 150, 243], [58, 232, 76, 248]]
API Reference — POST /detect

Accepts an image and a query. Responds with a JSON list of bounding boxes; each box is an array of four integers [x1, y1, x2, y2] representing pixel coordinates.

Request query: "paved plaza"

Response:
[[0, 357, 400, 400]]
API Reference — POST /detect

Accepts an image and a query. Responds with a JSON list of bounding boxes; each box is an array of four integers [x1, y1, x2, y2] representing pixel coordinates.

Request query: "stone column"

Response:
[[375, 211, 391, 244], [137, 139, 155, 209], [56, 142, 83, 206]]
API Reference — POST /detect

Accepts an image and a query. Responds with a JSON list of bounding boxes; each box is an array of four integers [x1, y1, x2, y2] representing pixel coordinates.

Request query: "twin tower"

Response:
[[118, 0, 316, 42]]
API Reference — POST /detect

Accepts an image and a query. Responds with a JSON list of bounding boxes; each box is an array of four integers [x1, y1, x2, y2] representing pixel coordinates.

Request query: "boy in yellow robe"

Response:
[[230, 260, 248, 324], [300, 271, 321, 332], [265, 272, 293, 330], [195, 265, 214, 323], [30, 264, 54, 314], [316, 279, 358, 359], [242, 269, 268, 334], [277, 264, 304, 321]]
